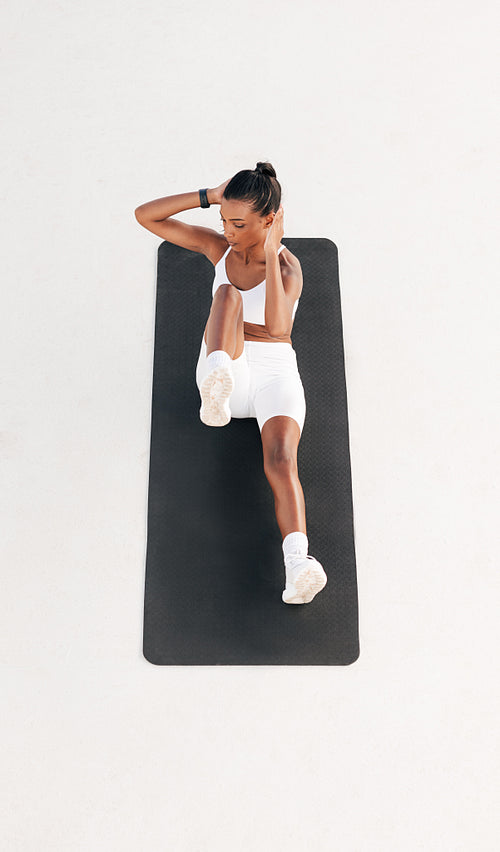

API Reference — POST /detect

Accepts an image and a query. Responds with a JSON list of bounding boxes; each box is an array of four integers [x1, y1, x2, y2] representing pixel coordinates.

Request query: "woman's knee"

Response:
[[214, 283, 243, 307], [209, 284, 244, 334], [263, 444, 298, 478]]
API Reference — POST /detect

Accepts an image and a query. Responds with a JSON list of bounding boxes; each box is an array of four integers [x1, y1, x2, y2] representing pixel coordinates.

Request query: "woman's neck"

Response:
[[232, 242, 270, 265]]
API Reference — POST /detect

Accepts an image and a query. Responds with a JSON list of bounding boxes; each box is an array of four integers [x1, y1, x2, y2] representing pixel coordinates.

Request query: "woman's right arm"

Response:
[[134, 181, 230, 262]]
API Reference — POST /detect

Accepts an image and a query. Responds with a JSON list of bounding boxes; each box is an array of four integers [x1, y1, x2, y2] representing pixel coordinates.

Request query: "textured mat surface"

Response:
[[143, 238, 359, 665]]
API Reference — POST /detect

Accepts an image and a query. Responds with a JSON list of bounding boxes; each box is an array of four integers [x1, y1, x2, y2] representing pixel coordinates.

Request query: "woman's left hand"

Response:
[[264, 205, 284, 253]]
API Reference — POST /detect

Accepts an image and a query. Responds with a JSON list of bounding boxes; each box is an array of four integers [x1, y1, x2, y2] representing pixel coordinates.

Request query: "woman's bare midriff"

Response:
[[203, 321, 292, 346]]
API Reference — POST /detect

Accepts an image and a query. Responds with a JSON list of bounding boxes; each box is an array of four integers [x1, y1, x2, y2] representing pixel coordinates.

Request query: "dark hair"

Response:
[[222, 161, 281, 216]]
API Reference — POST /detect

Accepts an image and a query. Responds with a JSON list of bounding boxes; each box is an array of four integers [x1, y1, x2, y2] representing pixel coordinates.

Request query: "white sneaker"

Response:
[[282, 554, 327, 604], [199, 365, 234, 427]]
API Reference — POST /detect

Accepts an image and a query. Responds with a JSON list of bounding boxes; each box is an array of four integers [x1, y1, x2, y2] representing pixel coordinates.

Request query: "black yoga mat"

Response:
[[143, 238, 359, 665]]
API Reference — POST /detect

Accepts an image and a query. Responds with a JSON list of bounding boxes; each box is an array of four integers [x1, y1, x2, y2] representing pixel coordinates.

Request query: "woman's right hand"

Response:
[[208, 178, 231, 206]]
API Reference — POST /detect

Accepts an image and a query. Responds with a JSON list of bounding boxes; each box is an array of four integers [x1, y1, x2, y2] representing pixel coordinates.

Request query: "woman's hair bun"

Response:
[[223, 162, 281, 215], [255, 161, 277, 179]]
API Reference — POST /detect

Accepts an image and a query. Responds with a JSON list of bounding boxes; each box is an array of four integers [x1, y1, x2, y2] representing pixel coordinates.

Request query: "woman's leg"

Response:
[[198, 285, 248, 427], [205, 284, 245, 360], [261, 414, 327, 604], [260, 415, 306, 537]]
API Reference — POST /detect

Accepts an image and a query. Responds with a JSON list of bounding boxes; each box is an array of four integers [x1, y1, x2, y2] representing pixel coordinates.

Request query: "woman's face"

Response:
[[220, 198, 274, 249]]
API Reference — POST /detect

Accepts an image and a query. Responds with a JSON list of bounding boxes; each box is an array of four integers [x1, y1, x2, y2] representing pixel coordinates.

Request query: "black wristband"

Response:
[[199, 188, 210, 208]]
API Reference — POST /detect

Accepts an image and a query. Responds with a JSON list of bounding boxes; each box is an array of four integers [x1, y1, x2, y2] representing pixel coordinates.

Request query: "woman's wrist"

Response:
[[205, 188, 217, 205]]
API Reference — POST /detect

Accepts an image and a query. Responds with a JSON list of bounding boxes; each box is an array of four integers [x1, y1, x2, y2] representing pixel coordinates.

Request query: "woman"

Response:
[[135, 162, 327, 604]]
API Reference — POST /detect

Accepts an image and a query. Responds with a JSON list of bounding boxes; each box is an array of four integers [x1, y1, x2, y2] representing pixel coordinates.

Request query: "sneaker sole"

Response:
[[282, 562, 327, 604], [199, 365, 234, 427]]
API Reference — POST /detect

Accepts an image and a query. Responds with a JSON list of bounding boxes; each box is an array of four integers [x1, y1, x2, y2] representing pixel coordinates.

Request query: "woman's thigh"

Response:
[[248, 347, 306, 436], [253, 373, 306, 437]]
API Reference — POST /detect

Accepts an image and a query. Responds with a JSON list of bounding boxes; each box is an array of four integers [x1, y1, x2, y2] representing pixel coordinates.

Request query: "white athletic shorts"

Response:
[[195, 338, 307, 435]]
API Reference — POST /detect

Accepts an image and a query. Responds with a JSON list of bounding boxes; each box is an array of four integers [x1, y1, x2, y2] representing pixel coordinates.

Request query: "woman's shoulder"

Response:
[[204, 235, 230, 267], [279, 245, 303, 279]]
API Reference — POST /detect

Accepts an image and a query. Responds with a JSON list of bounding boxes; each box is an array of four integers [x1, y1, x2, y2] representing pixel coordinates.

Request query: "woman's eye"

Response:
[[220, 219, 244, 229]]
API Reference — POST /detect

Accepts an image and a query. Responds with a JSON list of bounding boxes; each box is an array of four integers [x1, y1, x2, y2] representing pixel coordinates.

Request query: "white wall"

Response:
[[2, 1, 498, 849]]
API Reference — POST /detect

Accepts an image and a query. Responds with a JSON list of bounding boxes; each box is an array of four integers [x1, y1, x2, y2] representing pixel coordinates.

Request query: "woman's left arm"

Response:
[[264, 207, 302, 337]]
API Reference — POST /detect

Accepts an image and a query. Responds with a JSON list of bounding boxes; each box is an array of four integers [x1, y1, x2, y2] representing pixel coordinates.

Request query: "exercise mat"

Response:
[[143, 238, 359, 665]]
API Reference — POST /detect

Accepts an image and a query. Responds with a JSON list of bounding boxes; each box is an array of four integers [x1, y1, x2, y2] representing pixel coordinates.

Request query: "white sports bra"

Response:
[[211, 244, 299, 326]]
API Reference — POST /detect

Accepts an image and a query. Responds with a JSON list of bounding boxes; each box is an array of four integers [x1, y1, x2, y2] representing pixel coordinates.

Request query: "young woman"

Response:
[[135, 162, 327, 604]]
